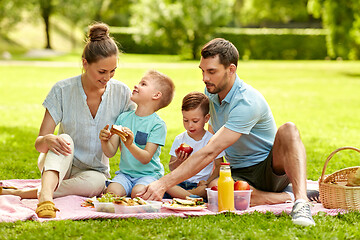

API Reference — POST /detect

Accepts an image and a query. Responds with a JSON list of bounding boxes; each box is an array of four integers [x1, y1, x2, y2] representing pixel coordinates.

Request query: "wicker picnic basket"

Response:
[[319, 146, 360, 210]]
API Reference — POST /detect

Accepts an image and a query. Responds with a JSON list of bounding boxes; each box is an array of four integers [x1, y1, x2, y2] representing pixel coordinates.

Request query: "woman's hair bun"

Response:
[[82, 22, 118, 64], [88, 23, 110, 42]]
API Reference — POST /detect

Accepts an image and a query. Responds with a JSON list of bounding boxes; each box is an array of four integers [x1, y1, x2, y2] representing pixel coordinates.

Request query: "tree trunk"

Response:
[[40, 0, 53, 49], [44, 15, 51, 49]]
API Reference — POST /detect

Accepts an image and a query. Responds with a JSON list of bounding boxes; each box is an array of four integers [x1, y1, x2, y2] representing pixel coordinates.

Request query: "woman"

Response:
[[1, 22, 135, 218]]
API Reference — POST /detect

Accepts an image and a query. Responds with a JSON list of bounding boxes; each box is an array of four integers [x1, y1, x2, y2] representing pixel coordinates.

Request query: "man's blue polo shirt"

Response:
[[205, 74, 276, 168]]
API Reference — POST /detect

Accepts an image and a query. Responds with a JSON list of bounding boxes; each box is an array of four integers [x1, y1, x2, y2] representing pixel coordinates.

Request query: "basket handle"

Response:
[[319, 146, 360, 183]]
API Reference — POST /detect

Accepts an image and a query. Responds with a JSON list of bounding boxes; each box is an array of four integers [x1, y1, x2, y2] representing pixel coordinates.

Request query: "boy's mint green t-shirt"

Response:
[[114, 110, 166, 179]]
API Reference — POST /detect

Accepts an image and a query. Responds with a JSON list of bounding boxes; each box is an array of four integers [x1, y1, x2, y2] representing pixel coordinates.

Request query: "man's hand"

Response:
[[136, 180, 167, 201]]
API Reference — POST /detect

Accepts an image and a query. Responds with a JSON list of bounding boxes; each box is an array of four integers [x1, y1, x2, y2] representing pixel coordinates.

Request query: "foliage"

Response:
[[110, 27, 328, 59], [100, 0, 135, 26], [233, 0, 310, 27], [308, 0, 360, 60], [216, 28, 327, 60], [56, 0, 104, 50], [0, 0, 34, 34], [130, 0, 235, 59]]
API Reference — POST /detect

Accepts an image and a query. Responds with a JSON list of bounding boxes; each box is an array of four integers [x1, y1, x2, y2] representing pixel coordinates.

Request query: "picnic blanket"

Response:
[[0, 179, 347, 222]]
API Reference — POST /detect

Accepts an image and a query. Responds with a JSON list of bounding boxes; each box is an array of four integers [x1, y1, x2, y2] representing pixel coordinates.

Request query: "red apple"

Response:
[[234, 180, 250, 190], [210, 186, 218, 191], [177, 143, 193, 155], [235, 198, 249, 210]]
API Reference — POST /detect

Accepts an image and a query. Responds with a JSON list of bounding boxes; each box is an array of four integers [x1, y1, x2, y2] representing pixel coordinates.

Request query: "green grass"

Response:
[[1, 212, 360, 239], [1, 57, 360, 238]]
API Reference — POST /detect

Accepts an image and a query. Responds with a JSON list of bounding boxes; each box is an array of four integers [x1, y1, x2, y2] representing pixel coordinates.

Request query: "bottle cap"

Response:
[[221, 162, 230, 165]]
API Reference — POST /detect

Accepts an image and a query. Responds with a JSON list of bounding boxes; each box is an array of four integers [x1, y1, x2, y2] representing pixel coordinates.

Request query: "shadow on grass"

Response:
[[0, 126, 40, 179], [342, 72, 360, 79]]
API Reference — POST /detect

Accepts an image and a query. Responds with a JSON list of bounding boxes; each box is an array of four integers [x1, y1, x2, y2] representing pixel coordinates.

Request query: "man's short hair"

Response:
[[182, 92, 209, 116], [201, 38, 239, 67], [146, 70, 175, 110]]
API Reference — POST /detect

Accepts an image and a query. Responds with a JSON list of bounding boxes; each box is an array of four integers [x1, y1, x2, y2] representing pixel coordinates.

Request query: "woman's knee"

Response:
[[59, 134, 74, 147], [80, 171, 106, 197]]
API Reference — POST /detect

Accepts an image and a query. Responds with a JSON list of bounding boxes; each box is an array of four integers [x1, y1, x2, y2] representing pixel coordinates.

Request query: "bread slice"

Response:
[[110, 125, 128, 142]]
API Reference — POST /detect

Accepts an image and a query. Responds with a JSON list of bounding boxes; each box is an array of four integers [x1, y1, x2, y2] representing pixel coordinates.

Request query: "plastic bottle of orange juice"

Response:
[[218, 162, 234, 211]]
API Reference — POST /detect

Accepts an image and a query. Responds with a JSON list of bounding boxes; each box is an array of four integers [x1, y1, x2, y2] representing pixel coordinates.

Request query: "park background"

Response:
[[1, 0, 360, 239]]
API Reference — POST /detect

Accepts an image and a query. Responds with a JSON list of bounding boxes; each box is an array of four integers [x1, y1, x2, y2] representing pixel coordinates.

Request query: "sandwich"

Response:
[[186, 196, 205, 205], [170, 197, 205, 207], [110, 125, 128, 142], [113, 197, 148, 206]]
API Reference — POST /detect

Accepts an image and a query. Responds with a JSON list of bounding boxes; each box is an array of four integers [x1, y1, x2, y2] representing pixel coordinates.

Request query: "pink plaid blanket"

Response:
[[0, 179, 347, 222]]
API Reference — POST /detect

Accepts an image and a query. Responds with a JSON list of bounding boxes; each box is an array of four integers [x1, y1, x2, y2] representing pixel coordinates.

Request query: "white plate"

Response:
[[162, 203, 206, 211]]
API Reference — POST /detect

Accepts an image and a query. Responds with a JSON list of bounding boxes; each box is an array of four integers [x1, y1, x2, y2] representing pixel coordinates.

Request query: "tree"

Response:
[[41, 0, 107, 50], [130, 0, 235, 59], [101, 0, 135, 26], [39, 0, 54, 49], [0, 0, 33, 35], [308, 0, 360, 59], [57, 0, 104, 50], [233, 0, 310, 27], [0, 0, 55, 49]]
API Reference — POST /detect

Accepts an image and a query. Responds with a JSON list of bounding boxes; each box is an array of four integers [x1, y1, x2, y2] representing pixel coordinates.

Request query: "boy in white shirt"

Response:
[[166, 92, 225, 199]]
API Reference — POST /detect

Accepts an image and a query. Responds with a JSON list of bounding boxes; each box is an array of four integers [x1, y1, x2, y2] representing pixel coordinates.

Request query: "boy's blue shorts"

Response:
[[106, 172, 158, 196]]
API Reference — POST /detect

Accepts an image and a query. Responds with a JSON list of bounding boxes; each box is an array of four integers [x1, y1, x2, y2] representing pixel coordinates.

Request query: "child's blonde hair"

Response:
[[146, 70, 175, 110]]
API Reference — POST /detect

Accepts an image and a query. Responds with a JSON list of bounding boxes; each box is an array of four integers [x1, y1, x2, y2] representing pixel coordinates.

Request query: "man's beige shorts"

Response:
[[37, 134, 106, 198]]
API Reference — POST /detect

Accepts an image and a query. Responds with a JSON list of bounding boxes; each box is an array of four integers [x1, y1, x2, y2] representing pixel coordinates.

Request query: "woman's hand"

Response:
[[43, 134, 72, 156]]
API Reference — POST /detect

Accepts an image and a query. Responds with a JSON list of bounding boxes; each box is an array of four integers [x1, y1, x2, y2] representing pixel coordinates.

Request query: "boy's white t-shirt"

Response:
[[169, 131, 225, 183]]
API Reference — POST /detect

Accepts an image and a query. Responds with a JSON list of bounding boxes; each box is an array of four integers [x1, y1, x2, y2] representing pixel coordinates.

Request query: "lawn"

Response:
[[1, 55, 360, 239]]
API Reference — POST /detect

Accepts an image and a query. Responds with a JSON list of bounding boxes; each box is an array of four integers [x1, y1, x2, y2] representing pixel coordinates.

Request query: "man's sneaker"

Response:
[[290, 201, 316, 226]]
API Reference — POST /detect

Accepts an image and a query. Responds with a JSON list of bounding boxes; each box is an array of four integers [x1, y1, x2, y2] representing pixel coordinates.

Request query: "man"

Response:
[[139, 38, 315, 227]]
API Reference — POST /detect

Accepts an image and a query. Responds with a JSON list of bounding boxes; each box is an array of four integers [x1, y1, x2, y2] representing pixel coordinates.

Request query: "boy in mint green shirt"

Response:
[[99, 70, 175, 198]]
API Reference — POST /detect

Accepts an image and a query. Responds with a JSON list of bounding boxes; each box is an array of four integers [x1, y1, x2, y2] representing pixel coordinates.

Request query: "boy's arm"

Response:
[[99, 125, 120, 158], [169, 150, 189, 171], [125, 141, 159, 164], [169, 156, 178, 171], [205, 157, 223, 184], [121, 126, 159, 164]]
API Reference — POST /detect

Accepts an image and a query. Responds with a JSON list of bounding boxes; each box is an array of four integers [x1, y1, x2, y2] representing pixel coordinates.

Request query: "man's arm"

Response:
[[138, 126, 242, 200]]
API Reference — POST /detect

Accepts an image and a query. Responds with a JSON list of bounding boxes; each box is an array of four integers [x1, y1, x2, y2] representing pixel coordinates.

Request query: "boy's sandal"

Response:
[[35, 201, 60, 218]]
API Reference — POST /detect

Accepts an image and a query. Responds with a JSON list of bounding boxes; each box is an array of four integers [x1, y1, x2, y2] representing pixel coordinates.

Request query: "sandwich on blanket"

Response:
[[170, 196, 205, 207]]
